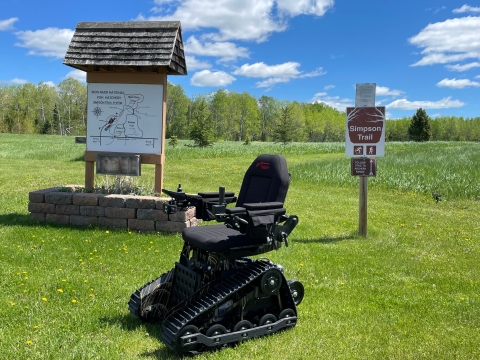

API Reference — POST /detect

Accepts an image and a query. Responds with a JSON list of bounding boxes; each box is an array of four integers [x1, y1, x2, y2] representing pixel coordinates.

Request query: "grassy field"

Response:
[[0, 134, 479, 359]]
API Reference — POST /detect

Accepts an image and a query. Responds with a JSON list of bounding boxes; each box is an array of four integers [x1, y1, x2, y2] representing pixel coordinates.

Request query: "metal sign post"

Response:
[[346, 84, 385, 237]]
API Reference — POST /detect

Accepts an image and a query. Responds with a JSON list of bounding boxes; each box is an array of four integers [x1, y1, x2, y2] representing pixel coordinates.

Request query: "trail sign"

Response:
[[351, 157, 376, 176], [345, 106, 386, 157]]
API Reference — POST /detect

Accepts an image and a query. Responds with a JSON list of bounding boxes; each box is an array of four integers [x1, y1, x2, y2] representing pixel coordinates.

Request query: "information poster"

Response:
[[86, 83, 163, 154], [355, 83, 376, 107]]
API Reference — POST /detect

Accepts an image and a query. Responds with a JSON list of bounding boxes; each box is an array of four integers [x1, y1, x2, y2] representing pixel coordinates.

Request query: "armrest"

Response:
[[225, 207, 247, 215], [198, 191, 235, 199], [243, 202, 284, 211]]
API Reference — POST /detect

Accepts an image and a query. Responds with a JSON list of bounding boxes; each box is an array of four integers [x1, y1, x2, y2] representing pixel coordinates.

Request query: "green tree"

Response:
[[274, 105, 296, 147], [166, 82, 190, 138], [408, 108, 432, 141], [258, 95, 280, 141], [57, 78, 87, 135], [189, 98, 215, 147]]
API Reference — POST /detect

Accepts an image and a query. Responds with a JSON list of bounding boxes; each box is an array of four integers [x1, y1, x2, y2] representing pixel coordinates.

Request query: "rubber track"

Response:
[[128, 269, 174, 322], [160, 259, 276, 353]]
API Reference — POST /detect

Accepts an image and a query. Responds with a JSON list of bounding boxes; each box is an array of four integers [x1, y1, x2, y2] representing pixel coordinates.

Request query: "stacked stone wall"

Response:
[[28, 187, 198, 233]]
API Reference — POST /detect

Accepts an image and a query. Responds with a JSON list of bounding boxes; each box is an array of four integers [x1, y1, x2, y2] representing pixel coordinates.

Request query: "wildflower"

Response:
[[33, 326, 39, 329], [58, 268, 62, 271], [41, 297, 47, 302], [62, 279, 66, 282], [105, 230, 110, 234], [71, 299, 77, 303], [84, 280, 88, 283], [57, 289, 63, 293], [89, 294, 93, 297], [300, 263, 304, 267], [9, 301, 15, 306], [26, 340, 33, 345], [128, 232, 132, 235], [461, 297, 465, 301]]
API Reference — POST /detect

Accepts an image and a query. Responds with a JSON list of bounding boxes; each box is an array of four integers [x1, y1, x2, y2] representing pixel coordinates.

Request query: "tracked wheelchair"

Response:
[[128, 154, 304, 355]]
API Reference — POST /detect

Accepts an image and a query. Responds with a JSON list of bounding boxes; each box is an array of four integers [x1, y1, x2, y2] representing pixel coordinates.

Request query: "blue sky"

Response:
[[1, 0, 479, 119]]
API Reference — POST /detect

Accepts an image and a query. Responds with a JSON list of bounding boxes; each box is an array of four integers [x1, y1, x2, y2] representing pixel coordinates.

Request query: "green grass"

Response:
[[0, 134, 479, 359]]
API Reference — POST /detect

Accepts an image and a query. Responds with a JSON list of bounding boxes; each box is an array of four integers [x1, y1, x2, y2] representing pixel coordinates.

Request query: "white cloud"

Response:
[[276, 0, 334, 16], [65, 69, 86, 83], [476, 75, 480, 79], [145, 0, 333, 42], [185, 36, 249, 62], [185, 56, 211, 71], [190, 70, 236, 87], [376, 86, 403, 96], [409, 16, 480, 66], [453, 4, 480, 13], [324, 84, 335, 90], [234, 62, 302, 78], [446, 62, 480, 71], [312, 92, 353, 111], [437, 78, 480, 88], [233, 62, 324, 88], [386, 97, 464, 110], [9, 78, 29, 85], [0, 17, 19, 31], [15, 28, 74, 58]]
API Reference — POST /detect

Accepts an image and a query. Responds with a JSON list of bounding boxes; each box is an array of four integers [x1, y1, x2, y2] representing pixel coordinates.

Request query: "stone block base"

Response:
[[28, 187, 198, 233]]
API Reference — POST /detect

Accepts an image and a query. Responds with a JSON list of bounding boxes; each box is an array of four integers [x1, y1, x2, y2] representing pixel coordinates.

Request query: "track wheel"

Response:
[[260, 269, 283, 295], [206, 324, 227, 346], [288, 279, 305, 306], [279, 308, 295, 325], [259, 314, 277, 331], [234, 320, 253, 339], [175, 325, 199, 353]]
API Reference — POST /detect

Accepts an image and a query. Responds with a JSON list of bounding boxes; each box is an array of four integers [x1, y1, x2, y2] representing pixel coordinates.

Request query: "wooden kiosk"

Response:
[[63, 21, 187, 194]]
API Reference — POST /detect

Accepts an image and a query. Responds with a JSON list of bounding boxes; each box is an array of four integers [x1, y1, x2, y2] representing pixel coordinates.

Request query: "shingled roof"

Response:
[[63, 21, 187, 75]]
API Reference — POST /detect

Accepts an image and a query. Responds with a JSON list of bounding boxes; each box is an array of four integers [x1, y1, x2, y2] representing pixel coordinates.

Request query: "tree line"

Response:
[[0, 79, 478, 142]]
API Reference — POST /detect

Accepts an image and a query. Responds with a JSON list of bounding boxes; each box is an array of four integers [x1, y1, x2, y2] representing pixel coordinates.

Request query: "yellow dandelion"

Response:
[[300, 263, 304, 267], [62, 279, 66, 282], [105, 230, 110, 234], [41, 297, 47, 302], [461, 297, 465, 301], [9, 301, 15, 306], [71, 299, 77, 303], [57, 289, 63, 293], [89, 294, 93, 297], [128, 232, 132, 235], [34, 325, 39, 329], [58, 268, 62, 271], [26, 340, 33, 345], [84, 280, 88, 283]]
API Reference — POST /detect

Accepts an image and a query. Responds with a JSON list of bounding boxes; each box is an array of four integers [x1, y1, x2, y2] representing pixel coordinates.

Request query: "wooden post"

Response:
[[85, 159, 95, 192], [358, 175, 368, 237]]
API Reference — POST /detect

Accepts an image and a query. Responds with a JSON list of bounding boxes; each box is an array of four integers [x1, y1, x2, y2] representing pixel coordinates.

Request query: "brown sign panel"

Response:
[[346, 107, 385, 144], [351, 157, 376, 176]]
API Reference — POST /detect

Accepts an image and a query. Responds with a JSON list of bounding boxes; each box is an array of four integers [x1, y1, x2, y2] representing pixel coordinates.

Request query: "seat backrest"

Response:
[[236, 154, 290, 206]]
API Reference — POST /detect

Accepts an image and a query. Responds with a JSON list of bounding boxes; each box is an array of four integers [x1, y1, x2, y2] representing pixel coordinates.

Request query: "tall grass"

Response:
[[1, 134, 477, 199], [292, 141, 479, 200]]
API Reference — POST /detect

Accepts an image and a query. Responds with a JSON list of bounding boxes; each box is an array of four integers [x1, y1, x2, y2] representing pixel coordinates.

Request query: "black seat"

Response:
[[182, 154, 290, 253]]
